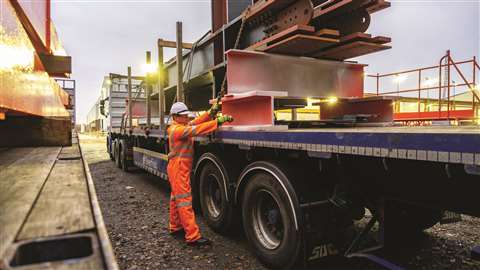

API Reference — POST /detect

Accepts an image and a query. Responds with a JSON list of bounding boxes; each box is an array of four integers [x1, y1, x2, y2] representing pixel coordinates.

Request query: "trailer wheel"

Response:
[[241, 170, 302, 269], [114, 139, 121, 169], [198, 159, 235, 234], [107, 137, 114, 161], [120, 139, 129, 172]]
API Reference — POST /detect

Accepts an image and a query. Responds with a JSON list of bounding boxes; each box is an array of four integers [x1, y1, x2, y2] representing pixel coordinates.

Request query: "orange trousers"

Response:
[[167, 157, 200, 242]]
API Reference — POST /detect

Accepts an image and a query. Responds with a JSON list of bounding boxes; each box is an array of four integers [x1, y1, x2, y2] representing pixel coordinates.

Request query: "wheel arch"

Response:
[[194, 152, 231, 202], [235, 161, 302, 231]]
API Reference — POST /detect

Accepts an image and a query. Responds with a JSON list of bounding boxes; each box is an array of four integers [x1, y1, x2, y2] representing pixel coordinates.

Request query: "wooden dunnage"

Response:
[[248, 24, 315, 51], [261, 34, 339, 56], [314, 41, 391, 60]]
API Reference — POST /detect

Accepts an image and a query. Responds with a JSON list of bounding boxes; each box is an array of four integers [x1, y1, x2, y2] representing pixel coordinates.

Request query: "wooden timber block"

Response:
[[371, 36, 391, 44], [314, 28, 340, 39], [248, 24, 315, 51], [341, 32, 371, 41], [314, 0, 390, 19], [340, 32, 391, 44], [366, 0, 391, 13], [313, 41, 391, 60], [262, 34, 339, 56]]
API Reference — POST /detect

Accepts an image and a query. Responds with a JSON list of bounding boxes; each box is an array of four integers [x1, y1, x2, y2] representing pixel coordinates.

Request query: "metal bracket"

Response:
[[344, 212, 405, 270], [238, 144, 251, 150], [344, 214, 378, 256], [307, 151, 332, 159]]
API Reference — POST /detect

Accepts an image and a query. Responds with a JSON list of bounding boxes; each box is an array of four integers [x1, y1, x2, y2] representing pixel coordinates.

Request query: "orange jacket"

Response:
[[167, 112, 217, 161]]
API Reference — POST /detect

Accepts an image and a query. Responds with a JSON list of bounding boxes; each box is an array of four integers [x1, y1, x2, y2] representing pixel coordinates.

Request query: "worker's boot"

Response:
[[169, 229, 185, 238], [187, 237, 211, 247]]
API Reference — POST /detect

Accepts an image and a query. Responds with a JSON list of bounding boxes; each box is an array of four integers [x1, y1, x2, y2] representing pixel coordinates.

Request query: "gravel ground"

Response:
[[79, 133, 480, 270]]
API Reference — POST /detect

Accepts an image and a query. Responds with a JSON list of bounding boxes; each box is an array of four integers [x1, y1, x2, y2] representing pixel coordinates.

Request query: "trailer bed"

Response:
[[212, 125, 480, 165], [0, 138, 117, 269], [132, 125, 479, 166], [115, 123, 480, 268]]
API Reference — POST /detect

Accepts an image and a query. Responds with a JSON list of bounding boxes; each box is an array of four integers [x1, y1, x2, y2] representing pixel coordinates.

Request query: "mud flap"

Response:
[[440, 210, 462, 224], [301, 202, 352, 267]]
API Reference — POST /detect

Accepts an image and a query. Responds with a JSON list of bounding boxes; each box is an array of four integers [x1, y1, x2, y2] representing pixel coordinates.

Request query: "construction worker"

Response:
[[167, 101, 233, 246]]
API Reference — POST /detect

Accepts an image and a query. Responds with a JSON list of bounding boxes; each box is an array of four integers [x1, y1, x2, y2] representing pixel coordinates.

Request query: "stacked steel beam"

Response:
[[242, 0, 391, 60]]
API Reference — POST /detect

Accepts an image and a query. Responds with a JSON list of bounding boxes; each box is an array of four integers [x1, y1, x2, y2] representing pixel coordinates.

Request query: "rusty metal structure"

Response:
[[105, 1, 480, 269], [0, 0, 72, 146], [158, 0, 392, 119]]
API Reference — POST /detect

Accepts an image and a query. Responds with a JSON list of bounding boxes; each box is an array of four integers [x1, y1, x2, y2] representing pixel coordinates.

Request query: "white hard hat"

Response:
[[170, 102, 190, 115]]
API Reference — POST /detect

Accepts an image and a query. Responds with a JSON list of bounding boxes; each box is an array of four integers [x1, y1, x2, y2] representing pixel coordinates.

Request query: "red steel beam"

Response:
[[46, 0, 51, 51], [9, 0, 50, 55]]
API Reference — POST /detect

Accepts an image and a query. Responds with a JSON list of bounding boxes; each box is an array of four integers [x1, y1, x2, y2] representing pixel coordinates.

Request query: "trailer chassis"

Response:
[[107, 125, 480, 269]]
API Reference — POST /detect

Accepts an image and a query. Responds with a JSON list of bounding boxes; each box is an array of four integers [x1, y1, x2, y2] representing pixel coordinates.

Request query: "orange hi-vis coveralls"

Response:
[[167, 112, 218, 242]]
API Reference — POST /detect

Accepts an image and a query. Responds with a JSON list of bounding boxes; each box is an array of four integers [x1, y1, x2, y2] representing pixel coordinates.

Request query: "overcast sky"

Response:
[[51, 0, 479, 124]]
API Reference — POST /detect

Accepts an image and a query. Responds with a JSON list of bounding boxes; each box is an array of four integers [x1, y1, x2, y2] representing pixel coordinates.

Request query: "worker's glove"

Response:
[[208, 101, 221, 118], [217, 114, 233, 125]]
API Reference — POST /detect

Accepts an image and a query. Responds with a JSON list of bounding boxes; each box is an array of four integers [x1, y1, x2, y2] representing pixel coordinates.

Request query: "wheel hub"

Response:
[[206, 174, 222, 218], [253, 189, 284, 250]]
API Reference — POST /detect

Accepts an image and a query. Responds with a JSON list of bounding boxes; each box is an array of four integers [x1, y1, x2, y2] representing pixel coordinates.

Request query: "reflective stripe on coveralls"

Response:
[[167, 112, 218, 242]]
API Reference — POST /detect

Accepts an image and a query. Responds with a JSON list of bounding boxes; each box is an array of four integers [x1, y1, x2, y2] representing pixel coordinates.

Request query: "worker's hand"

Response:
[[217, 114, 233, 125], [208, 101, 221, 118]]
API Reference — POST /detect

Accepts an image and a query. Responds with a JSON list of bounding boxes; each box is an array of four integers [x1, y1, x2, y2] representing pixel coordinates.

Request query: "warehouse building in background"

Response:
[[86, 75, 145, 132]]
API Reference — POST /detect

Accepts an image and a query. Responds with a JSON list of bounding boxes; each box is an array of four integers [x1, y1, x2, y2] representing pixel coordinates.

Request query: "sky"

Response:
[[51, 0, 480, 124]]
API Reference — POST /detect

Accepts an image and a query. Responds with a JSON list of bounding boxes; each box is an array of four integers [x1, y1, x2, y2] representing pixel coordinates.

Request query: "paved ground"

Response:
[[79, 133, 480, 270]]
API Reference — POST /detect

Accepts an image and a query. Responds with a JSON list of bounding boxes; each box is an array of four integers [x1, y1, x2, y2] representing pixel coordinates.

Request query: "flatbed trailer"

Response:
[[105, 1, 479, 268], [108, 123, 480, 269]]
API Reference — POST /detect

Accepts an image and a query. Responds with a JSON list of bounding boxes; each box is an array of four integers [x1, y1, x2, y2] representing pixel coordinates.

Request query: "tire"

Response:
[[114, 139, 121, 169], [241, 170, 302, 269], [198, 158, 236, 234], [120, 139, 130, 172], [107, 137, 114, 161]]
